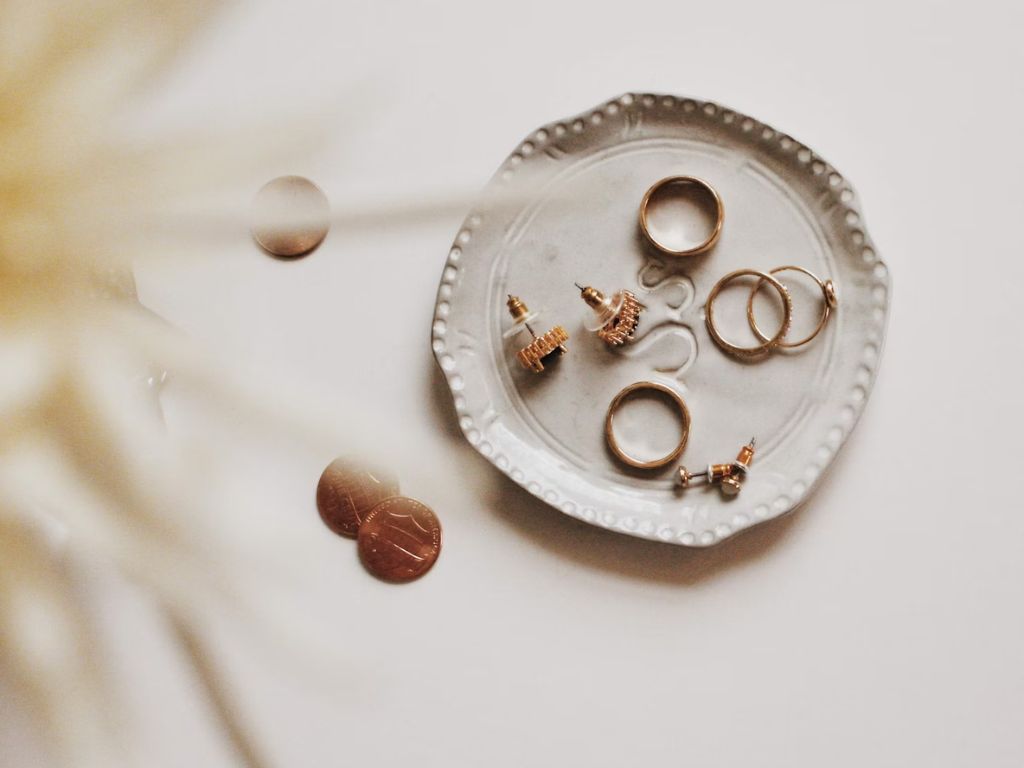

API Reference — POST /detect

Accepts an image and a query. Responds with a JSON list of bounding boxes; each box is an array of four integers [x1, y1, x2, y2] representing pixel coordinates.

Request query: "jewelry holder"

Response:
[[431, 93, 890, 547]]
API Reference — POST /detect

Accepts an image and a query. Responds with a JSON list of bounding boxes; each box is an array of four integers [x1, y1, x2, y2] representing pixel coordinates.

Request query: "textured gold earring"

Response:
[[576, 283, 644, 346], [504, 294, 569, 373]]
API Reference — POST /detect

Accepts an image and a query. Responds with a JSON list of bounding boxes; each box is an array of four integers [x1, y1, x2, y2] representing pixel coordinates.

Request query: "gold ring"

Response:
[[639, 176, 724, 257], [605, 381, 690, 469], [705, 269, 793, 357], [746, 265, 837, 349]]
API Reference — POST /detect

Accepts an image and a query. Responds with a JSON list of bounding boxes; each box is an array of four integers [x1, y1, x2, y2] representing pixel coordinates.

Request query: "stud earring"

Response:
[[575, 283, 644, 346], [677, 438, 756, 496], [504, 294, 569, 373]]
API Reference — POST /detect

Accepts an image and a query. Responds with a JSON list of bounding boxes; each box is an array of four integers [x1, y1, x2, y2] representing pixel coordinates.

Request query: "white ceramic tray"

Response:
[[431, 93, 889, 546]]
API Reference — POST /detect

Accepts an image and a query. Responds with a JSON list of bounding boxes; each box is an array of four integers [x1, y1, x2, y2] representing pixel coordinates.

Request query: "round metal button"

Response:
[[250, 175, 330, 258]]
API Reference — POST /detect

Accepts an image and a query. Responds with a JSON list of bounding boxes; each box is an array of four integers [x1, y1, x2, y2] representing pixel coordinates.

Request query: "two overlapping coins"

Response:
[[316, 458, 442, 583]]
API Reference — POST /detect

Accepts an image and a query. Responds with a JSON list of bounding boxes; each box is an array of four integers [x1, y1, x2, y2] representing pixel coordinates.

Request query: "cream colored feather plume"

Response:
[[0, 2, 412, 766]]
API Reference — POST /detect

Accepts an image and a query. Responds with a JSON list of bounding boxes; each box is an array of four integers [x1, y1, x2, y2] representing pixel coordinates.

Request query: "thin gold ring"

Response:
[[639, 176, 724, 257], [605, 381, 690, 470], [705, 269, 793, 357], [746, 266, 837, 348]]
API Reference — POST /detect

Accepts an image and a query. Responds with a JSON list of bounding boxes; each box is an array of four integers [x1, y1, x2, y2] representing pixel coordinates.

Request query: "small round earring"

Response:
[[677, 439, 756, 497], [575, 283, 644, 346]]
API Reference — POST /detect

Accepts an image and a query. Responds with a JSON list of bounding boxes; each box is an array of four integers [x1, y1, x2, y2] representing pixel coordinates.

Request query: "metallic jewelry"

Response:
[[705, 269, 793, 357], [639, 176, 724, 257], [677, 439, 756, 497], [575, 283, 644, 346], [746, 265, 838, 349], [605, 381, 690, 469], [505, 294, 568, 373]]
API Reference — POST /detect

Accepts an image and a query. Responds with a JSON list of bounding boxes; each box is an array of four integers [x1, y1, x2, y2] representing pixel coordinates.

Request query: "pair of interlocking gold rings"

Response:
[[705, 266, 839, 357]]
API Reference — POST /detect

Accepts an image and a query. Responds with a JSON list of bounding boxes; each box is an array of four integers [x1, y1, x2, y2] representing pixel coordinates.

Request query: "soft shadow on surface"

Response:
[[488, 473, 799, 586], [428, 358, 798, 583], [427, 350, 875, 585], [488, 404, 877, 585], [427, 352, 466, 442]]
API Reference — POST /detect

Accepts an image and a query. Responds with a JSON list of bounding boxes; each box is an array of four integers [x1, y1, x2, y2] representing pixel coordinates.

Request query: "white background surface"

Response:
[[8, 1, 1024, 766]]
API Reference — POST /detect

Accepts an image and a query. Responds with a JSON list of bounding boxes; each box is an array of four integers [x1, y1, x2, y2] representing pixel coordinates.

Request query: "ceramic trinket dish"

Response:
[[432, 93, 889, 546]]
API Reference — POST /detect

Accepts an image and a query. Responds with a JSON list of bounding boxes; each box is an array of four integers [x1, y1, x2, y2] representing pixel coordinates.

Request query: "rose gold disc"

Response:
[[250, 175, 330, 258], [357, 497, 442, 583], [316, 458, 399, 539]]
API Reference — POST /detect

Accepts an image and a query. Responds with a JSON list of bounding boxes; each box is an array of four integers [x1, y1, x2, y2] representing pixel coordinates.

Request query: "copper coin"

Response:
[[250, 175, 330, 258], [357, 497, 442, 583], [316, 458, 399, 539]]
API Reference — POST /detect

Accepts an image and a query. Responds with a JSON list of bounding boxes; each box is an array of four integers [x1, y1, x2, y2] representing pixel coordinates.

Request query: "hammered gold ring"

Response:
[[639, 176, 724, 257], [746, 265, 838, 349], [605, 381, 690, 470], [705, 269, 793, 357]]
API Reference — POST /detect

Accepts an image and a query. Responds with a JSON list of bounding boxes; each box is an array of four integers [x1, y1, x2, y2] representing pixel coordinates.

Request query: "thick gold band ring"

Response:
[[605, 381, 690, 469], [746, 265, 838, 349], [639, 176, 724, 257], [706, 269, 793, 357]]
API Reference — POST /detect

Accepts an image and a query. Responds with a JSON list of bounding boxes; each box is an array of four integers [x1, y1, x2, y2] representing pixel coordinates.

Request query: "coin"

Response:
[[316, 458, 399, 539], [250, 175, 330, 258], [357, 497, 442, 583]]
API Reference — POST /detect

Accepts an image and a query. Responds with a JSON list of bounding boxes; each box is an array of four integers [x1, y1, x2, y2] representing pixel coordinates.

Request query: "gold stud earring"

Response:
[[677, 438, 756, 496], [576, 283, 644, 346], [504, 294, 568, 373]]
